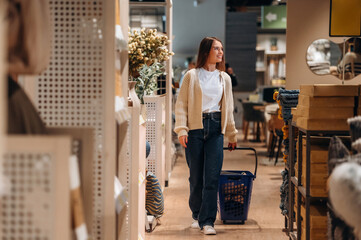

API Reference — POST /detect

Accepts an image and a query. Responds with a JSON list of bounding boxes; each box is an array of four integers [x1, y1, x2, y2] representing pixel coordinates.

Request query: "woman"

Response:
[[174, 37, 237, 235]]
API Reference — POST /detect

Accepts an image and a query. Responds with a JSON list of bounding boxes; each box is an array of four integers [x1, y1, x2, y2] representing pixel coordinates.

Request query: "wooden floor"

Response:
[[146, 138, 289, 240]]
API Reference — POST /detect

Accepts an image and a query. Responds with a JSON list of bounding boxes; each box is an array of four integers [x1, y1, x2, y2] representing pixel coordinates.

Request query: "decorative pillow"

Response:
[[329, 162, 361, 240]]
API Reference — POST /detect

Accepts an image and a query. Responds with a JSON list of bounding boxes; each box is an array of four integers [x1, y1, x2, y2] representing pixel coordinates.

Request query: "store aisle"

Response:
[[146, 141, 288, 240]]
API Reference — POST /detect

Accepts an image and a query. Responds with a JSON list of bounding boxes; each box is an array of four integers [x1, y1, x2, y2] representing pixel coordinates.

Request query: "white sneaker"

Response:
[[203, 225, 216, 235], [191, 220, 200, 229]]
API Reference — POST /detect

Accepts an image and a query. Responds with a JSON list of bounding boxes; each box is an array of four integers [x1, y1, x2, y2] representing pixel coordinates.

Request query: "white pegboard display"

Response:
[[120, 108, 145, 240], [1, 136, 71, 240], [144, 96, 165, 189], [2, 153, 55, 240], [30, 1, 114, 239]]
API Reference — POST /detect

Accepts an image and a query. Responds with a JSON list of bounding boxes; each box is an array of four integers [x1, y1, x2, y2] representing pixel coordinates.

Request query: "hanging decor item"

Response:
[[128, 28, 174, 103]]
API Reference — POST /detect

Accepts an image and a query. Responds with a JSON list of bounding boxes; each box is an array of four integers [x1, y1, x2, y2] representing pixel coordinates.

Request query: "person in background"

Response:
[[174, 37, 237, 235], [225, 63, 238, 87], [337, 38, 361, 79]]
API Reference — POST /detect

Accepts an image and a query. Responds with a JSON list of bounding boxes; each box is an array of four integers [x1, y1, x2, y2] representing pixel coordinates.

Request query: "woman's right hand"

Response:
[[179, 135, 188, 148]]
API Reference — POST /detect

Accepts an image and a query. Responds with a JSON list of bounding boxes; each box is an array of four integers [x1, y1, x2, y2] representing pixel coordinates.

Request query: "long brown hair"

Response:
[[196, 37, 226, 71]]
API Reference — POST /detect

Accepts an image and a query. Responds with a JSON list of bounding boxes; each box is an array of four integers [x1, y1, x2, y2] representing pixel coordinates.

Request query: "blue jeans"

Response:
[[185, 112, 224, 228]]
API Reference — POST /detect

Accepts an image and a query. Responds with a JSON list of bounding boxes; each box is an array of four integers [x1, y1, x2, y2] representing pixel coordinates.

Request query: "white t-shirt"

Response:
[[198, 68, 223, 113]]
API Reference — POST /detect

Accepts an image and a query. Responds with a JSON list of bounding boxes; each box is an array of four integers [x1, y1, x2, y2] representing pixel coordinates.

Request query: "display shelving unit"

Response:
[[287, 120, 349, 240], [255, 48, 286, 86], [256, 47, 267, 86], [129, 0, 173, 187], [2, 136, 72, 240], [266, 51, 286, 85]]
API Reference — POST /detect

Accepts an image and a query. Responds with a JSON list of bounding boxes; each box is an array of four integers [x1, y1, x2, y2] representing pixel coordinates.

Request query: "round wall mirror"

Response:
[[306, 37, 361, 80]]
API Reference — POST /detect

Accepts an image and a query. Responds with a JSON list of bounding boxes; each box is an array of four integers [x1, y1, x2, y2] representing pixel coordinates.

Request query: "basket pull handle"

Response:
[[223, 147, 258, 178]]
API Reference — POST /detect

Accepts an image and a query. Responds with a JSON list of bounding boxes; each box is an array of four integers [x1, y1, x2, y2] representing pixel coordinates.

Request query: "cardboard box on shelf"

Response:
[[296, 117, 349, 131], [301, 204, 327, 229], [298, 94, 354, 107], [302, 149, 328, 164], [296, 105, 354, 119], [301, 161, 328, 174], [300, 84, 359, 97], [301, 224, 328, 240], [306, 185, 328, 197], [295, 138, 329, 197], [301, 137, 329, 163], [300, 204, 328, 240], [300, 173, 327, 188]]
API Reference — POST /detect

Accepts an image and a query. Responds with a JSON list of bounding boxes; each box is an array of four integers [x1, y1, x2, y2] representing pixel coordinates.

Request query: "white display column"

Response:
[[22, 1, 116, 239], [144, 96, 166, 190]]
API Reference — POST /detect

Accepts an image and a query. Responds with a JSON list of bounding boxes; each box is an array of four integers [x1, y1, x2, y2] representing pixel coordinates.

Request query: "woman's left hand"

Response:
[[228, 142, 236, 151]]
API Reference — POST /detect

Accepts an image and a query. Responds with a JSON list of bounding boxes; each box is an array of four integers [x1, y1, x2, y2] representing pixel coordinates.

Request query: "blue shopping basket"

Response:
[[218, 147, 258, 224]]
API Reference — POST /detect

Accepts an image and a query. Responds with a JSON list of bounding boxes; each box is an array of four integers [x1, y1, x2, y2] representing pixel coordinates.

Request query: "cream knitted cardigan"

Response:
[[174, 68, 238, 143]]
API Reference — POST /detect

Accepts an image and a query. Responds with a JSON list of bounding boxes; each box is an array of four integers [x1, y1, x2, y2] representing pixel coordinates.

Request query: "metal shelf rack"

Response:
[[287, 120, 349, 240]]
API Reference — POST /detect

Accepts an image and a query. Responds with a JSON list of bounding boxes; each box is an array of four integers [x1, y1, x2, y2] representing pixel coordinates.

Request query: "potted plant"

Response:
[[128, 28, 174, 104]]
